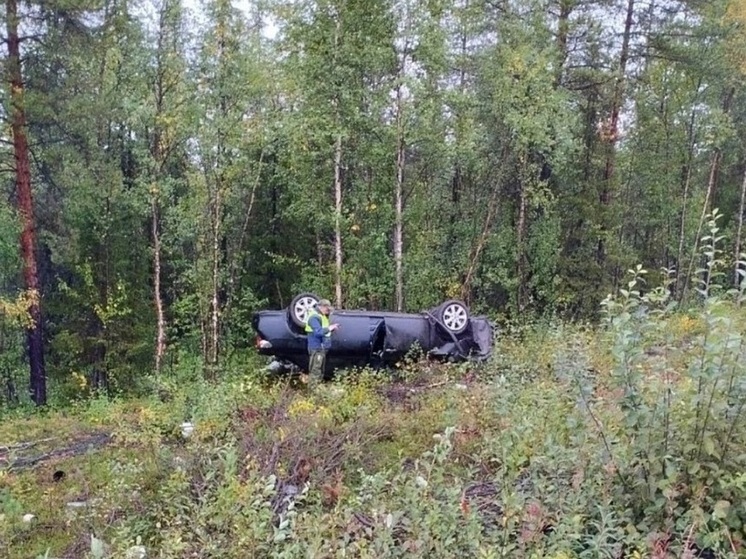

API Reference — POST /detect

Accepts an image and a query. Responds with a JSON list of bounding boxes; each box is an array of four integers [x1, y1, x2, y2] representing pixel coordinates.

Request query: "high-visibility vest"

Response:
[[304, 309, 331, 337]]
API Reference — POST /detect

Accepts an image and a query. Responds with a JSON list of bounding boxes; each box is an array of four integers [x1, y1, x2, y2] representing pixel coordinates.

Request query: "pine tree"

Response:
[[5, 0, 46, 405]]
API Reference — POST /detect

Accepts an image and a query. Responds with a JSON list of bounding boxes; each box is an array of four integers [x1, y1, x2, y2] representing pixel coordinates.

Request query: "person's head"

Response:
[[317, 299, 333, 316]]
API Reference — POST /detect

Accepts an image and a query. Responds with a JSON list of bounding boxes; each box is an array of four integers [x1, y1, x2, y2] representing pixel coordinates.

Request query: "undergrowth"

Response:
[[2, 213, 746, 558]]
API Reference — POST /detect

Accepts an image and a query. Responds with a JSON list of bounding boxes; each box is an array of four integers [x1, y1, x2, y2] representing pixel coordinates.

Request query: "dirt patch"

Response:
[[462, 480, 503, 528], [232, 389, 393, 516], [378, 367, 477, 408], [1, 432, 112, 471], [60, 532, 90, 559]]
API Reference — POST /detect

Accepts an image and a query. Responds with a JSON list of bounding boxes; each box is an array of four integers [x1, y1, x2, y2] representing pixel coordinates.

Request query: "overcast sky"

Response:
[[179, 0, 279, 38]]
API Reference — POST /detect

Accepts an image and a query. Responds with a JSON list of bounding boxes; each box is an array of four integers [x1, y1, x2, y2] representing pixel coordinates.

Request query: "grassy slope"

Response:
[[2, 304, 746, 558]]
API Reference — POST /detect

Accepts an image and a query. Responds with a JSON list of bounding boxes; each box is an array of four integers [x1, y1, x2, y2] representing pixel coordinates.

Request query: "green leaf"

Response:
[[703, 435, 717, 458], [90, 534, 106, 559], [713, 500, 731, 520]]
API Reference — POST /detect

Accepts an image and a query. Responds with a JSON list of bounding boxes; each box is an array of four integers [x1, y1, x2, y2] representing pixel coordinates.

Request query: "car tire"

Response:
[[289, 292, 320, 328], [437, 299, 470, 334]]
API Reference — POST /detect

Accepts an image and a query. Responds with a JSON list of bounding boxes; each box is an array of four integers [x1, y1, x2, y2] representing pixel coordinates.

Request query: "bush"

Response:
[[4, 214, 746, 558]]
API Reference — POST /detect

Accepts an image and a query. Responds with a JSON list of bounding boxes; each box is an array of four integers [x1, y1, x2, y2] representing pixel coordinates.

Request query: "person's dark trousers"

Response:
[[308, 348, 327, 385]]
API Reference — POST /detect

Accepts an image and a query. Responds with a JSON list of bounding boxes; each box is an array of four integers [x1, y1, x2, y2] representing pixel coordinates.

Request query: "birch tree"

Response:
[[191, 0, 269, 373], [143, 0, 191, 374]]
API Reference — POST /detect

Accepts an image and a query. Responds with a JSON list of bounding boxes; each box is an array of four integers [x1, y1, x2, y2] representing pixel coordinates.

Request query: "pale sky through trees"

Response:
[[181, 0, 279, 37]]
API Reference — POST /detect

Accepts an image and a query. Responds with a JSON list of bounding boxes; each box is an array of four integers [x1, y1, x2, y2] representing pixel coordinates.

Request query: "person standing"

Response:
[[304, 299, 339, 385]]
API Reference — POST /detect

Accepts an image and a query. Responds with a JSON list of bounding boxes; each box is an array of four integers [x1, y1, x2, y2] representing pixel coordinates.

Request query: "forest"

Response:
[[0, 0, 743, 406], [1, 0, 746, 556]]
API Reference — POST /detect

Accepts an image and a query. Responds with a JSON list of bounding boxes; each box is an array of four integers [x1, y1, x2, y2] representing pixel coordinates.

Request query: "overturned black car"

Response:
[[251, 293, 494, 375]]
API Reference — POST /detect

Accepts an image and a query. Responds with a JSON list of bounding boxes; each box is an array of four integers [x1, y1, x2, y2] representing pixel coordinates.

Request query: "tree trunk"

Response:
[[316, 231, 324, 269], [202, 6, 230, 376], [679, 87, 733, 300], [150, 0, 175, 376], [516, 175, 528, 312], [461, 179, 501, 303], [394, 82, 405, 312], [449, 8, 468, 263], [224, 150, 264, 321], [603, 0, 635, 197], [7, 0, 46, 406], [708, 87, 735, 207], [210, 182, 221, 371], [152, 196, 165, 374], [598, 0, 635, 264], [333, 133, 343, 308], [734, 163, 746, 288], [675, 95, 700, 295], [151, 82, 164, 377], [681, 149, 722, 300], [554, 0, 572, 87], [331, 11, 343, 309]]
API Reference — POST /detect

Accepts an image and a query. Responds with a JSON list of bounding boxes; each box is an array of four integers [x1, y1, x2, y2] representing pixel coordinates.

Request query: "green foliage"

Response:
[[583, 212, 746, 553], [5, 262, 746, 557], [0, 202, 28, 408], [3, 0, 746, 486]]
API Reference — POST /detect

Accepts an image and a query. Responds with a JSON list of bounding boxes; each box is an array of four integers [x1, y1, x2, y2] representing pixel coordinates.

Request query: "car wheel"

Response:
[[289, 292, 320, 328], [438, 299, 470, 334]]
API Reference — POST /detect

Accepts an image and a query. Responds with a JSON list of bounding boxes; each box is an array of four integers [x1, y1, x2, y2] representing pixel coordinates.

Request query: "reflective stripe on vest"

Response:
[[304, 309, 331, 336]]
